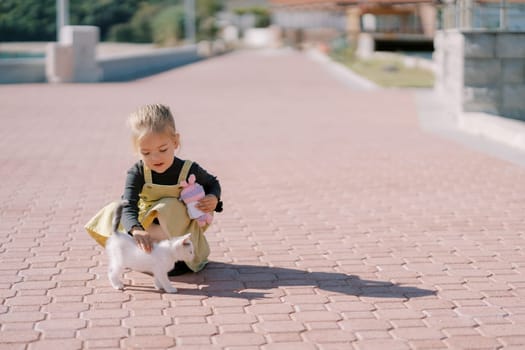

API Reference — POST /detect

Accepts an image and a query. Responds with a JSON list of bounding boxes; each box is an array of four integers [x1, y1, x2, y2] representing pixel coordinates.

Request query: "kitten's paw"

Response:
[[111, 282, 124, 290], [164, 287, 178, 294]]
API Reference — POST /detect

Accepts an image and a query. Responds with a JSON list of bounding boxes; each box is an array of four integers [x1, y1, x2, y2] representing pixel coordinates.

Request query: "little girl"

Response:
[[85, 104, 222, 275]]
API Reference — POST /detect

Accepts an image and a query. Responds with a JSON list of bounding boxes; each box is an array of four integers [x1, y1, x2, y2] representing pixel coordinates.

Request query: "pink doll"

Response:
[[179, 174, 213, 227]]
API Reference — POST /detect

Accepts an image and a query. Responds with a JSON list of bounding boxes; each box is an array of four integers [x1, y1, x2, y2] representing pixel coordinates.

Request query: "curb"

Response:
[[305, 48, 379, 91], [458, 112, 525, 152]]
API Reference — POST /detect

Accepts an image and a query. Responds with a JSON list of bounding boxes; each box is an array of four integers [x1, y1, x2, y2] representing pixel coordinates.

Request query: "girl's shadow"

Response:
[[174, 261, 436, 300]]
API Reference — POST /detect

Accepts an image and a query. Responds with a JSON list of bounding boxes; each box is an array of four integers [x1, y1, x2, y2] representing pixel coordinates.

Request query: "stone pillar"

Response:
[[435, 29, 525, 120], [46, 25, 101, 83], [46, 43, 74, 83], [60, 26, 101, 82], [356, 33, 375, 59], [346, 7, 361, 47]]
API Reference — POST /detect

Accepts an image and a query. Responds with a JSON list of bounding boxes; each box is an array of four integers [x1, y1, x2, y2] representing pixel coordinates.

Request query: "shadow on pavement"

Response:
[[174, 262, 436, 300]]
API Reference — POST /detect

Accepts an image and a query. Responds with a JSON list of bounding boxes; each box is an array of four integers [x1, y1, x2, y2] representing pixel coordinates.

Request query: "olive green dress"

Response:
[[84, 160, 211, 272]]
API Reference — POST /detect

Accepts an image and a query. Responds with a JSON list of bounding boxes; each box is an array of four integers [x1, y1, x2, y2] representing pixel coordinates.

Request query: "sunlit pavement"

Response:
[[1, 49, 524, 349]]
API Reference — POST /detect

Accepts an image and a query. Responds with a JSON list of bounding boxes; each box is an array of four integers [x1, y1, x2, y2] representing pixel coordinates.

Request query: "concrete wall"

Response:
[[99, 45, 201, 82], [434, 30, 525, 121], [0, 59, 45, 84], [0, 44, 208, 84]]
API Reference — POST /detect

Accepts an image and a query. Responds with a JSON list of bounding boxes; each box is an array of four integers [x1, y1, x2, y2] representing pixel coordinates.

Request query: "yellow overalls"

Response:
[[84, 160, 211, 272]]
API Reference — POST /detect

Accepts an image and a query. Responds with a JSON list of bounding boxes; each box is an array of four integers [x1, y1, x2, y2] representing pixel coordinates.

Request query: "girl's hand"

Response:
[[132, 229, 153, 253], [197, 195, 218, 213]]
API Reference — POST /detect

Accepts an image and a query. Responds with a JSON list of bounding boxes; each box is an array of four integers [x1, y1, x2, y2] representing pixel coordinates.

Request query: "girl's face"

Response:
[[137, 131, 179, 173]]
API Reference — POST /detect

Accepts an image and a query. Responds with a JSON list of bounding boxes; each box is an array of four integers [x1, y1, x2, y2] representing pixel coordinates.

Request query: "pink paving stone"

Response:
[[423, 316, 478, 329], [262, 342, 318, 350], [80, 308, 130, 319], [253, 321, 306, 333], [283, 295, 329, 304], [84, 292, 131, 303], [219, 323, 254, 333], [258, 313, 296, 322], [338, 319, 392, 331], [444, 335, 503, 349], [2, 322, 36, 331], [442, 327, 482, 336], [77, 326, 129, 340], [498, 335, 525, 346], [164, 305, 213, 317], [40, 329, 77, 340], [305, 321, 342, 330], [391, 327, 445, 340], [122, 315, 173, 328], [35, 318, 87, 331], [291, 311, 342, 322], [47, 286, 93, 297], [374, 308, 425, 319], [165, 323, 218, 337], [0, 330, 40, 343], [455, 306, 508, 317], [122, 335, 175, 348], [294, 304, 328, 312], [84, 339, 121, 348], [27, 339, 83, 350], [175, 335, 214, 345], [353, 340, 410, 350], [3, 48, 525, 350], [207, 313, 258, 325], [206, 306, 245, 315], [41, 302, 90, 313], [212, 333, 266, 346], [478, 324, 525, 337], [302, 329, 356, 343], [408, 339, 448, 349], [246, 303, 295, 315], [355, 330, 393, 340], [0, 311, 45, 323], [90, 318, 121, 327]]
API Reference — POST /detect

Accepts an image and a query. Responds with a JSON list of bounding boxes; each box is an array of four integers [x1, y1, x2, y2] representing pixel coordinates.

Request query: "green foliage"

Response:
[[0, 0, 223, 44], [107, 23, 135, 42], [233, 6, 271, 28], [151, 5, 185, 46], [251, 7, 271, 28], [70, 0, 141, 40], [195, 0, 223, 41], [0, 0, 56, 41]]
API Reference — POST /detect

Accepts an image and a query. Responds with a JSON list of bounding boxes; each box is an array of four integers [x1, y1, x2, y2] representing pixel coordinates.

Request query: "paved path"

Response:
[[1, 49, 524, 350]]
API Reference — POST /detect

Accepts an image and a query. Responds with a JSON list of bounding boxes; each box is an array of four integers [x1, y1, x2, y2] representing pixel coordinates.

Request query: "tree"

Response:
[[0, 0, 56, 41], [151, 5, 185, 46], [0, 0, 224, 44]]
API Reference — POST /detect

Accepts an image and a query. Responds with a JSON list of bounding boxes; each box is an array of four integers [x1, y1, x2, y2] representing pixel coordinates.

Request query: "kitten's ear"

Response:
[[182, 233, 192, 246]]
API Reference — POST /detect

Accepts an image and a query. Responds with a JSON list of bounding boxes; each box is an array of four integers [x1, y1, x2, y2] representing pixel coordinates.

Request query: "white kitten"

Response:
[[105, 201, 195, 293]]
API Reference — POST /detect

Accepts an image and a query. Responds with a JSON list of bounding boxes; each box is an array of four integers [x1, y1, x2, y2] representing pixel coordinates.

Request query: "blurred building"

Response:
[[270, 0, 437, 50], [441, 0, 525, 30]]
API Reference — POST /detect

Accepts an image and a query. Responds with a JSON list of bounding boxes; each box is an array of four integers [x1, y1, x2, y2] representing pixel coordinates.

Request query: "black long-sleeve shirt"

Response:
[[121, 157, 222, 232]]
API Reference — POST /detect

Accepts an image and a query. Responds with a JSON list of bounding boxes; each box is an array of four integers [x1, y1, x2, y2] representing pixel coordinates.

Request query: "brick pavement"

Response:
[[1, 49, 524, 349]]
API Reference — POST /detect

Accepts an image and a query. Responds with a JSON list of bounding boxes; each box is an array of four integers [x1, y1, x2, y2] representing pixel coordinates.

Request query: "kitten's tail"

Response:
[[112, 200, 129, 234]]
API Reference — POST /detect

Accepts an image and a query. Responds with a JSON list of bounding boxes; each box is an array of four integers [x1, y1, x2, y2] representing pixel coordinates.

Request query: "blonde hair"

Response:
[[128, 104, 178, 148]]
